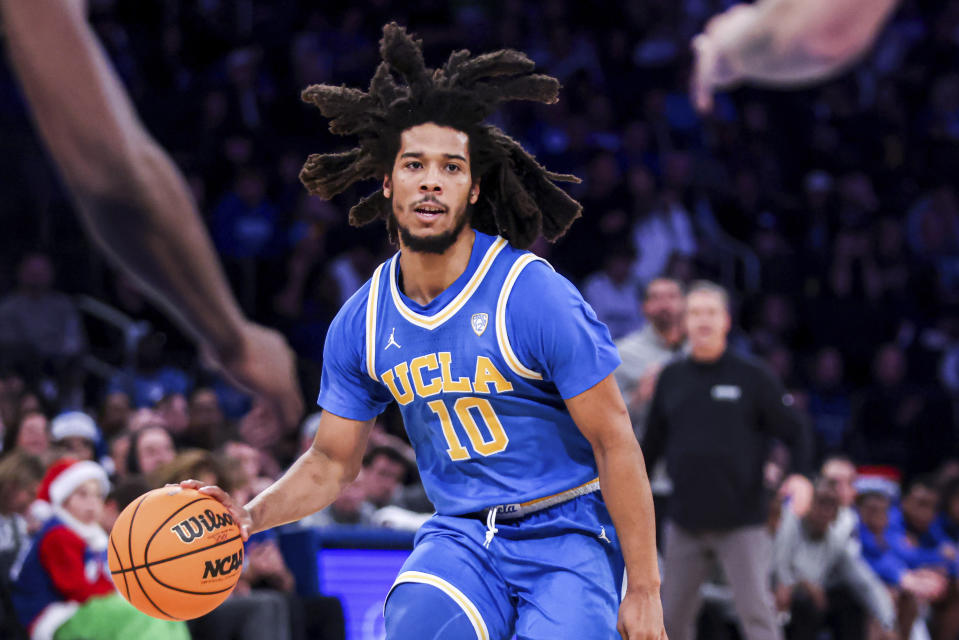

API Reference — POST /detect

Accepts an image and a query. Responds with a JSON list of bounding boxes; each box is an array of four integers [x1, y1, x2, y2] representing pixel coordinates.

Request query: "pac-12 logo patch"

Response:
[[471, 313, 489, 337]]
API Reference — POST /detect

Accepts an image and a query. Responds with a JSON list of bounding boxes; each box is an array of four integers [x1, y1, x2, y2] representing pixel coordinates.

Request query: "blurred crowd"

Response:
[[1, 0, 959, 638]]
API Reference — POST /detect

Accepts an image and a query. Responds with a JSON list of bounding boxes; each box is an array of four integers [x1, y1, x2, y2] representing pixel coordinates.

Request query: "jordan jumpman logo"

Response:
[[385, 328, 401, 350]]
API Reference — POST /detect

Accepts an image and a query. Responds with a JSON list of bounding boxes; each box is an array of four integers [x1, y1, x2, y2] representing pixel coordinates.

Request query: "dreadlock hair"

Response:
[[298, 22, 582, 249]]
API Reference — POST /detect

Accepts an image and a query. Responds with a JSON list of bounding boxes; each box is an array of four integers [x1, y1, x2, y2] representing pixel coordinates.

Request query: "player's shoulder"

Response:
[[497, 243, 568, 293]]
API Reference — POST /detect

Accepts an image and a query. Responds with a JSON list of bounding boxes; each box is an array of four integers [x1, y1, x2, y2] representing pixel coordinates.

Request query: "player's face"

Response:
[[63, 478, 105, 525], [685, 291, 730, 354], [384, 123, 479, 254]]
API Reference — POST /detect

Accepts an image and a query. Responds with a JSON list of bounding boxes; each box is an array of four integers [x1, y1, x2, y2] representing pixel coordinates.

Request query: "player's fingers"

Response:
[[690, 35, 716, 114], [197, 484, 232, 505], [177, 479, 204, 490]]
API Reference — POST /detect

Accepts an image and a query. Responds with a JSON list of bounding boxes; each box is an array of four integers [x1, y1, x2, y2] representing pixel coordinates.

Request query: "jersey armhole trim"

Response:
[[365, 262, 385, 381], [495, 253, 550, 380], [385, 570, 489, 640]]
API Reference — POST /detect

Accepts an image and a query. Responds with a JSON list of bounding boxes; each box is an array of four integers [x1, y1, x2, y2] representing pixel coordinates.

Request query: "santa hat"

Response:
[[854, 465, 901, 500], [37, 458, 110, 507], [50, 411, 100, 443]]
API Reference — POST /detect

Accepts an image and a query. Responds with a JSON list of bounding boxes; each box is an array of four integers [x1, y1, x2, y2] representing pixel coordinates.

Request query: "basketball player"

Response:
[[185, 23, 665, 640], [691, 0, 900, 112], [0, 1, 303, 429]]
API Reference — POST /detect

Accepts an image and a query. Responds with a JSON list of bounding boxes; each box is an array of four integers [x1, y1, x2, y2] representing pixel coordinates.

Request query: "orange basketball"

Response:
[[108, 486, 244, 620]]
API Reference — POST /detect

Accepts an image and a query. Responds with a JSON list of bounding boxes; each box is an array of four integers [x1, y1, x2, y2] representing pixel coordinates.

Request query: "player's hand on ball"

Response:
[[208, 322, 304, 434], [177, 480, 253, 541], [618, 588, 667, 639]]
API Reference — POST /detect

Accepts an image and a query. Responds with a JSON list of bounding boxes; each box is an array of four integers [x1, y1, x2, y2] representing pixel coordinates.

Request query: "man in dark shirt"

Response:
[[644, 281, 811, 640]]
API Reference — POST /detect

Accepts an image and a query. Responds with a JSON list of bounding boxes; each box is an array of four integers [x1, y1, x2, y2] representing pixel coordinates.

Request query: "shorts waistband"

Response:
[[458, 478, 600, 522]]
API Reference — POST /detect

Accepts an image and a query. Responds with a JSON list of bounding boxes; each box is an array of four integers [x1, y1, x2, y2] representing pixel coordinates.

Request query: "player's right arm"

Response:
[[184, 411, 375, 539], [691, 0, 899, 112], [184, 282, 393, 538], [0, 0, 303, 429]]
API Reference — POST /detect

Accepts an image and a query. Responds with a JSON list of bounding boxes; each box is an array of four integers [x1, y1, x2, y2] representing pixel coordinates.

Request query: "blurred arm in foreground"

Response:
[[0, 0, 303, 429], [691, 0, 900, 112]]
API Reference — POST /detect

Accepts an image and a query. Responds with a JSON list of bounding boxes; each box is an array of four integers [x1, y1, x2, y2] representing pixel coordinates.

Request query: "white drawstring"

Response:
[[483, 507, 499, 548]]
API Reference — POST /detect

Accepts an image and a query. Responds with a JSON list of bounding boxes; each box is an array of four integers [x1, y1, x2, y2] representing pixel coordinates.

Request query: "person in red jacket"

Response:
[[12, 459, 187, 640]]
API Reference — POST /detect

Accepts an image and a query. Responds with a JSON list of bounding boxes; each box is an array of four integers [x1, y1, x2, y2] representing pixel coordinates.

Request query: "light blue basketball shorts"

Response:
[[384, 491, 625, 640]]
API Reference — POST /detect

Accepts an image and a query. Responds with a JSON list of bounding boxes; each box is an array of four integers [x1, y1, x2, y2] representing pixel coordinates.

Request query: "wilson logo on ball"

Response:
[[170, 509, 235, 544], [202, 548, 244, 579]]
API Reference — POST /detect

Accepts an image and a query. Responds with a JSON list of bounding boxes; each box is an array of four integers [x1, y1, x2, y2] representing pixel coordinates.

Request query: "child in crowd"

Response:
[[11, 458, 188, 640]]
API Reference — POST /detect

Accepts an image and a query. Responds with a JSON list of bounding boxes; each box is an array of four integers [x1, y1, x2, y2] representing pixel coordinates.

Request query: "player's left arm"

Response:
[[566, 374, 666, 640]]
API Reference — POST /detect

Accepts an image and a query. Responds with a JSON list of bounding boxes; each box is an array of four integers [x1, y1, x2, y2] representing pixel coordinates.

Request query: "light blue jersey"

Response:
[[318, 230, 620, 515]]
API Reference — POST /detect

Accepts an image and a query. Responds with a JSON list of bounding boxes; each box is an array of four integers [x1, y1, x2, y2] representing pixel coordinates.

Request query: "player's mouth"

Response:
[[413, 201, 447, 222]]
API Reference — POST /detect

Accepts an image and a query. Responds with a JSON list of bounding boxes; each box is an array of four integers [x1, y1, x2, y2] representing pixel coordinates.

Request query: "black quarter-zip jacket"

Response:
[[643, 349, 811, 533]]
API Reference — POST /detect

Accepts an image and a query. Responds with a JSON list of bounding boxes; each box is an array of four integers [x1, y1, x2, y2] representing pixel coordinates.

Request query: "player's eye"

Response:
[[446, 164, 461, 172], [405, 161, 422, 170]]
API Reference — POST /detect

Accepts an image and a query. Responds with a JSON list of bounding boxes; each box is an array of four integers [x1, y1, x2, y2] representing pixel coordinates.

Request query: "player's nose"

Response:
[[419, 167, 443, 192]]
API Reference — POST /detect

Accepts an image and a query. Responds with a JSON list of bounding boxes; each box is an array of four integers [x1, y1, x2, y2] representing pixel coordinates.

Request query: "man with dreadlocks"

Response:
[[186, 23, 665, 640]]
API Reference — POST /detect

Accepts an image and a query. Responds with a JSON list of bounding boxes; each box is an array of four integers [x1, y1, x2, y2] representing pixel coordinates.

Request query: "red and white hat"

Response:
[[37, 458, 110, 506]]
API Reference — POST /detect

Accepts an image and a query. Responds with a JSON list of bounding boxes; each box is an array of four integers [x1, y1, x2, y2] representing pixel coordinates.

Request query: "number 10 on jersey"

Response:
[[427, 397, 509, 461]]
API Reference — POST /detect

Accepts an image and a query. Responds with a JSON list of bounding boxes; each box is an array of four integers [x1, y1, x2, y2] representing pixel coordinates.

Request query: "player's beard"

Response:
[[392, 201, 471, 255]]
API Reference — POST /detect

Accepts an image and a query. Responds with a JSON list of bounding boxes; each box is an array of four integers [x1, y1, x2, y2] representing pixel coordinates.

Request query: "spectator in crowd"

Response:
[[848, 344, 954, 476], [299, 480, 375, 528], [49, 411, 99, 462], [107, 333, 192, 409], [858, 489, 947, 639], [181, 387, 230, 450], [2, 411, 50, 460], [150, 449, 229, 491], [806, 347, 852, 459], [0, 253, 86, 390], [12, 459, 188, 640], [0, 368, 27, 438], [356, 446, 410, 510], [97, 392, 131, 442], [773, 479, 896, 640], [155, 393, 189, 444], [220, 440, 277, 505], [106, 433, 131, 480], [238, 398, 288, 463], [0, 451, 44, 638], [615, 276, 686, 544], [889, 476, 959, 640], [821, 456, 859, 539], [354, 445, 430, 531], [615, 277, 687, 435], [126, 425, 176, 479], [644, 280, 811, 640], [582, 242, 642, 340], [100, 475, 151, 534]]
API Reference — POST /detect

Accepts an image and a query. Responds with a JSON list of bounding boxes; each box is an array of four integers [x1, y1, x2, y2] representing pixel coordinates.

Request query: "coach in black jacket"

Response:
[[643, 281, 810, 640]]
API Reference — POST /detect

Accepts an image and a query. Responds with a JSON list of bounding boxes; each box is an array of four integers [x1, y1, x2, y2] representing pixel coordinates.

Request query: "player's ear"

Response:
[[383, 175, 392, 199], [469, 180, 480, 205]]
